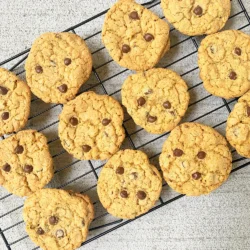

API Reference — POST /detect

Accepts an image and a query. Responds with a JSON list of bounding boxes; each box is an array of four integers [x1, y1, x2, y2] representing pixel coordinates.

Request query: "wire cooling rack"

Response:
[[0, 0, 250, 249]]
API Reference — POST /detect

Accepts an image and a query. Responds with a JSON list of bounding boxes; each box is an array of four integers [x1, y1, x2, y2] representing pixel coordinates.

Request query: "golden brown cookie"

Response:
[[122, 68, 190, 134], [25, 32, 92, 104], [160, 123, 232, 196], [0, 67, 31, 136], [226, 91, 250, 158], [0, 130, 53, 197], [97, 149, 162, 219], [161, 0, 231, 36], [198, 30, 250, 99], [102, 0, 170, 71], [23, 189, 94, 250], [58, 91, 125, 160]]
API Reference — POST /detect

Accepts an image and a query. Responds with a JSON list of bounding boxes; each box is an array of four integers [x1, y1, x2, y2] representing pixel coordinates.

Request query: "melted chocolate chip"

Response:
[[120, 190, 128, 198], [82, 145, 91, 152], [137, 191, 146, 200], [234, 47, 241, 56], [192, 172, 201, 180], [229, 71, 237, 80], [129, 11, 139, 20], [193, 5, 203, 16], [2, 163, 11, 172], [24, 165, 33, 173], [69, 117, 78, 126], [1, 112, 9, 120], [137, 97, 146, 106], [173, 148, 183, 157], [197, 151, 206, 159], [37, 227, 45, 235], [247, 106, 250, 117], [116, 167, 124, 175], [64, 58, 72, 66], [147, 115, 157, 123], [0, 86, 8, 95], [57, 84, 68, 93], [15, 145, 24, 154], [49, 216, 58, 225], [122, 44, 131, 53], [102, 118, 111, 126], [56, 229, 64, 238], [163, 101, 171, 109], [35, 65, 43, 74], [145, 89, 153, 95]]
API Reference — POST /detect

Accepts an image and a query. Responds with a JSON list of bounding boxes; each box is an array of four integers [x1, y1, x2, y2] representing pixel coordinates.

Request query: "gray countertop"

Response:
[[1, 0, 250, 250]]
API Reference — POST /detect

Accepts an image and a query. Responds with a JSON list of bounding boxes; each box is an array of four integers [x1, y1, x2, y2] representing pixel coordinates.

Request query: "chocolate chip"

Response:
[[145, 89, 153, 95], [234, 47, 241, 56], [130, 172, 138, 180], [35, 65, 43, 74], [173, 148, 183, 157], [56, 229, 64, 238], [137, 97, 146, 106], [144, 33, 154, 42], [229, 71, 237, 80], [36, 227, 45, 235], [57, 84, 68, 93], [120, 190, 128, 198], [197, 151, 206, 159], [1, 112, 9, 120], [15, 145, 24, 154], [2, 163, 11, 172], [247, 106, 250, 117], [147, 115, 157, 123], [129, 11, 139, 20], [0, 86, 8, 95], [102, 118, 111, 126], [49, 216, 58, 225], [122, 44, 131, 53], [24, 165, 33, 173], [137, 191, 146, 200], [192, 172, 201, 180], [82, 145, 91, 152], [163, 101, 171, 109], [69, 117, 78, 126], [116, 167, 124, 175], [64, 58, 72, 66], [193, 5, 203, 16]]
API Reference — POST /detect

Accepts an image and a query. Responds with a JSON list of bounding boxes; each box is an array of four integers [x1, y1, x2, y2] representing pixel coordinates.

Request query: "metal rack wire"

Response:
[[0, 0, 250, 249]]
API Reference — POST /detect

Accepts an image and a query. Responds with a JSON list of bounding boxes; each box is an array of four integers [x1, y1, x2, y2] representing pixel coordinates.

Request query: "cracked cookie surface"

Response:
[[102, 0, 170, 71], [122, 68, 190, 134], [25, 32, 92, 104], [161, 0, 231, 36], [97, 149, 162, 219], [23, 189, 94, 250], [226, 91, 250, 158], [0, 68, 31, 136], [159, 123, 232, 196], [59, 91, 125, 160], [198, 30, 250, 99], [0, 130, 53, 197]]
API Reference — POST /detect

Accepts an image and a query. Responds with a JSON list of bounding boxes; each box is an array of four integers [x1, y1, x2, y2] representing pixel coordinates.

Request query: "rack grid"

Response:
[[1, 0, 250, 249]]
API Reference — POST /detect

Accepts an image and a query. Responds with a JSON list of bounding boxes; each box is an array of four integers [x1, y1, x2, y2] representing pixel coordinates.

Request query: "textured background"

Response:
[[1, 0, 250, 250]]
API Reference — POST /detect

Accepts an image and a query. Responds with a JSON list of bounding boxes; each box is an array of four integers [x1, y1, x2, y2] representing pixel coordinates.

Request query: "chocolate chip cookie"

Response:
[[23, 189, 94, 250], [198, 30, 250, 99], [0, 67, 31, 136], [122, 68, 190, 134], [0, 130, 53, 197], [102, 0, 170, 71], [97, 149, 162, 219], [58, 91, 125, 160], [25, 32, 92, 104], [161, 0, 231, 36], [226, 91, 250, 158], [159, 123, 232, 196]]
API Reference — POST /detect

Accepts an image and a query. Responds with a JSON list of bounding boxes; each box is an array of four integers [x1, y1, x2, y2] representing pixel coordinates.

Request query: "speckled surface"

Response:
[[0, 0, 250, 250]]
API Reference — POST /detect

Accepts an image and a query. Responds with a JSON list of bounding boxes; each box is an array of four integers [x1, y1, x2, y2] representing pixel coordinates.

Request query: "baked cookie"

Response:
[[161, 0, 231, 36], [159, 123, 232, 196], [122, 68, 190, 134], [198, 30, 250, 99], [102, 0, 170, 71], [23, 189, 94, 250], [0, 130, 53, 197], [58, 92, 125, 160], [0, 67, 31, 136], [25, 32, 92, 104], [97, 150, 162, 219], [226, 91, 250, 158]]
